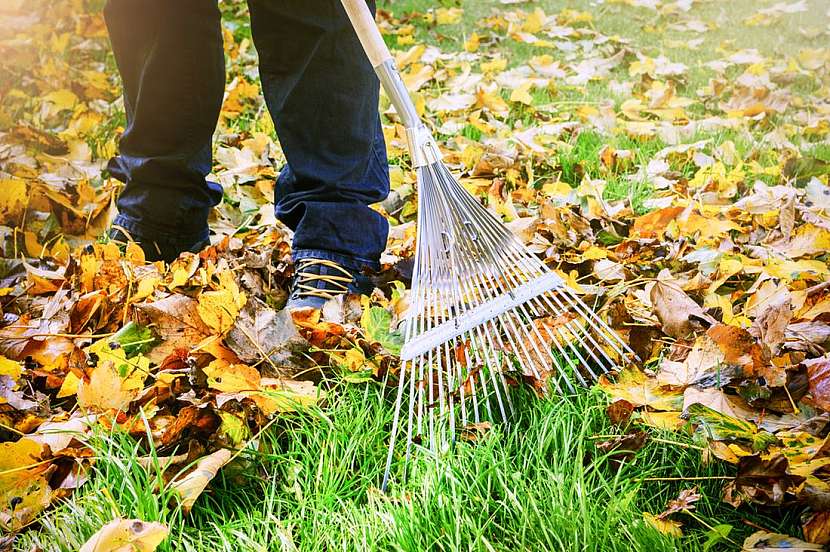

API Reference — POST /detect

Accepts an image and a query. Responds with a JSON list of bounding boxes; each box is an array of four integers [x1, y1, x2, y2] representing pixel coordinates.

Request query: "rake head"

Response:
[[381, 155, 637, 489], [331, 3, 635, 488]]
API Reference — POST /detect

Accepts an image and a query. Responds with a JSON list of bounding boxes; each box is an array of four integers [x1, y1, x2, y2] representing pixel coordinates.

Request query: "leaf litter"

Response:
[[0, 0, 829, 547]]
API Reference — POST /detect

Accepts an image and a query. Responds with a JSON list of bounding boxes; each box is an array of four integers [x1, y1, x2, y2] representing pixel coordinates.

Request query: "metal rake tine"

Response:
[[452, 191, 630, 374], [557, 289, 638, 361], [439, 214, 514, 425], [446, 190, 607, 389], [438, 195, 573, 393], [428, 165, 498, 435], [541, 293, 620, 375], [424, 177, 469, 435]]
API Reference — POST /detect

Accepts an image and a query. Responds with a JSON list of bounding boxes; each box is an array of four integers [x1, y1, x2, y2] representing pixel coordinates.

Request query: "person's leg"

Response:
[[247, 0, 390, 273], [104, 0, 225, 261]]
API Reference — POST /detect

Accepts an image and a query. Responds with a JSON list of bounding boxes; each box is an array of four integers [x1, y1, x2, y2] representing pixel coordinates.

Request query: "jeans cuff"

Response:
[[292, 248, 380, 272], [112, 213, 210, 247]]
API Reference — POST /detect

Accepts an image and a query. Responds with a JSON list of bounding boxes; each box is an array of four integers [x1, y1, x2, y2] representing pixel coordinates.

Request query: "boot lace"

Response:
[[294, 258, 353, 301]]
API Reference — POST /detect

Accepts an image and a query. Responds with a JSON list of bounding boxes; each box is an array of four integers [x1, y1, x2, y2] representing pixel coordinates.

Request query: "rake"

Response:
[[340, 0, 636, 489]]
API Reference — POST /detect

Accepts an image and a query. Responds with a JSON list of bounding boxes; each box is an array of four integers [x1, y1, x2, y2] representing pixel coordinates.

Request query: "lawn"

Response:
[[2, 0, 829, 550]]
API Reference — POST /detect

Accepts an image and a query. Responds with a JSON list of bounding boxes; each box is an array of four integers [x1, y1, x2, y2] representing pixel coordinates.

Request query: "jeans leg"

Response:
[[247, 0, 390, 271], [104, 0, 225, 254]]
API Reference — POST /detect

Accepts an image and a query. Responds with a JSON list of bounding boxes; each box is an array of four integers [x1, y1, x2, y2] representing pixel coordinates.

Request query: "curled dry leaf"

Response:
[[169, 448, 232, 514]]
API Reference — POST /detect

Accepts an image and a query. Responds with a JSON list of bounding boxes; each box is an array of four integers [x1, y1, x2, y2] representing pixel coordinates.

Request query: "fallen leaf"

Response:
[[802, 511, 830, 545], [685, 402, 776, 451], [741, 530, 822, 551], [803, 355, 830, 411], [79, 518, 169, 552], [643, 511, 683, 537], [650, 278, 714, 339], [599, 366, 684, 411], [225, 300, 307, 370], [169, 448, 232, 514]]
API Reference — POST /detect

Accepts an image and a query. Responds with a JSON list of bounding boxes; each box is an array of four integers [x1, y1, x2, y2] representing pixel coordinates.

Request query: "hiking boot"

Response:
[[285, 257, 372, 310], [107, 225, 209, 263]]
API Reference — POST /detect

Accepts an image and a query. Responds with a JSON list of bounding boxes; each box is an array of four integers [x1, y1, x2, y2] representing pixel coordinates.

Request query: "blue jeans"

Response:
[[104, 0, 390, 269]]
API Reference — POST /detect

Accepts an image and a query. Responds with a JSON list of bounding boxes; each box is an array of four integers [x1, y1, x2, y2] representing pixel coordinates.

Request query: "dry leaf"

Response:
[[169, 448, 232, 514], [79, 518, 169, 552]]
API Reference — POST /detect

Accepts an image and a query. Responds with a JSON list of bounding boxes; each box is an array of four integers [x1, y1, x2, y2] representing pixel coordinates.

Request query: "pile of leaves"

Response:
[[1, 0, 829, 548]]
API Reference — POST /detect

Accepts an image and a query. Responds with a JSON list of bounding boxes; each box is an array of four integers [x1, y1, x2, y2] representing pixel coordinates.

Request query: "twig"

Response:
[[0, 421, 25, 436], [639, 476, 733, 482]]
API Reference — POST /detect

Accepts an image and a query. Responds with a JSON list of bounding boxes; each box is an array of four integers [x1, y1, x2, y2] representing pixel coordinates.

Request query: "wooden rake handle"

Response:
[[340, 0, 392, 67]]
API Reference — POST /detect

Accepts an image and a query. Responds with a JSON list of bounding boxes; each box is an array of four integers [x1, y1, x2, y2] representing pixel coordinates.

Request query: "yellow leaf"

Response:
[[132, 276, 160, 302], [556, 269, 584, 294], [0, 438, 51, 532], [581, 246, 608, 261], [203, 359, 261, 393], [0, 178, 27, 224], [77, 339, 150, 412], [774, 224, 830, 258], [23, 231, 44, 258], [43, 88, 78, 112], [481, 58, 507, 73], [435, 7, 463, 25], [541, 180, 574, 199], [764, 259, 829, 281], [707, 257, 745, 293], [521, 8, 546, 33], [464, 32, 480, 52], [510, 82, 534, 105], [80, 518, 169, 552], [638, 411, 683, 431], [197, 270, 246, 335], [0, 356, 21, 379], [599, 366, 684, 411], [643, 512, 683, 537], [475, 88, 510, 115], [56, 371, 81, 398]]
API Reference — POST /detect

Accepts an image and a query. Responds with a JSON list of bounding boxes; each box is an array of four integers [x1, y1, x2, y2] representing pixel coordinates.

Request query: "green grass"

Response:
[[13, 0, 822, 549], [17, 383, 801, 551]]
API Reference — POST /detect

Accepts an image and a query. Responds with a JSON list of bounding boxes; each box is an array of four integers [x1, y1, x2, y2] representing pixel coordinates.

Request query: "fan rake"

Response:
[[339, 0, 637, 490]]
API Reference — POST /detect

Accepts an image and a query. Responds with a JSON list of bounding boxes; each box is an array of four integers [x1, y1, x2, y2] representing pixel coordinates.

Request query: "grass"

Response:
[[13, 0, 824, 549], [18, 383, 800, 551]]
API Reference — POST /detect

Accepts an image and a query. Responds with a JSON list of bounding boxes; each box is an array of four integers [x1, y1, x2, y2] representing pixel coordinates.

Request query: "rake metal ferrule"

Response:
[[400, 272, 565, 361], [375, 59, 442, 168]]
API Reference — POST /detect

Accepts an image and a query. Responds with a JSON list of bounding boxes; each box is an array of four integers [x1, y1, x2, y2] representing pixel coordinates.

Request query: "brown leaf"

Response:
[[135, 294, 212, 363], [650, 279, 713, 339], [460, 421, 492, 442], [632, 206, 684, 238], [661, 487, 701, 518], [803, 511, 830, 545], [803, 355, 830, 411], [751, 293, 794, 354], [606, 399, 635, 427], [224, 299, 307, 374], [160, 406, 220, 447], [596, 430, 648, 465], [722, 454, 805, 508], [708, 324, 784, 387]]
